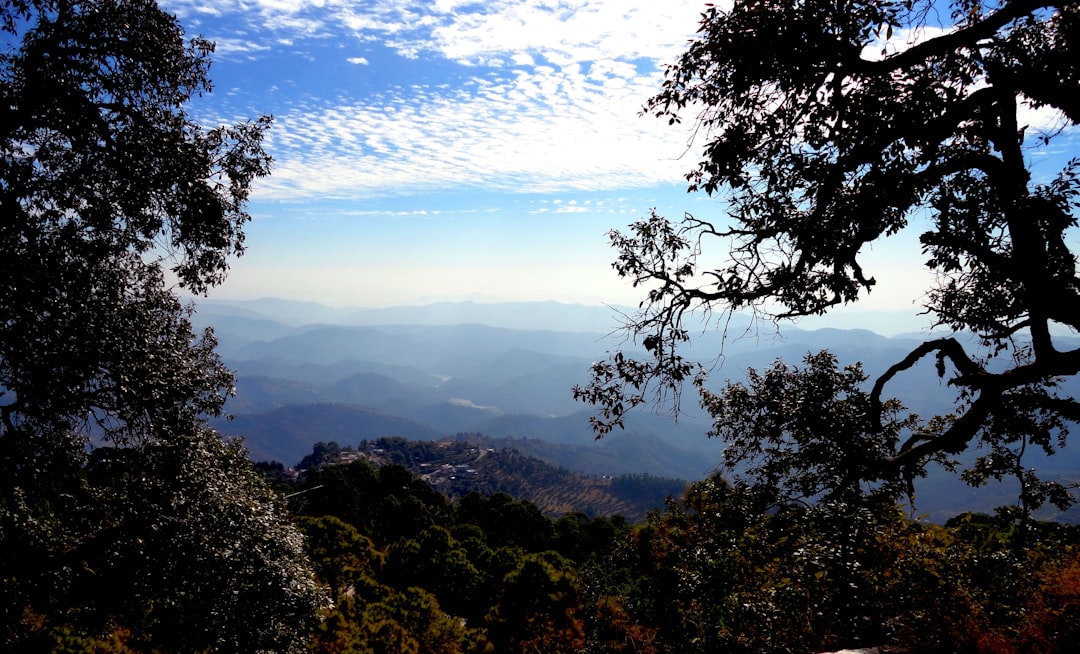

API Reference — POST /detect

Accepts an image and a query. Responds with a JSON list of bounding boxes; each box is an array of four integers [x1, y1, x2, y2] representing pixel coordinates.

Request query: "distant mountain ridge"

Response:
[[194, 297, 636, 333], [224, 403, 443, 463], [220, 402, 719, 481], [195, 297, 1080, 522]]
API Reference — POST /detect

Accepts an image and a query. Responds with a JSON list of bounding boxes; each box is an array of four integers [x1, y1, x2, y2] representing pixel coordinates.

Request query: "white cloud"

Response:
[[164, 0, 709, 200], [1017, 97, 1073, 138], [425, 0, 703, 66], [174, 1, 1078, 205], [208, 38, 273, 56], [191, 4, 221, 16], [255, 61, 695, 200], [164, 0, 704, 200], [167, 1, 705, 64]]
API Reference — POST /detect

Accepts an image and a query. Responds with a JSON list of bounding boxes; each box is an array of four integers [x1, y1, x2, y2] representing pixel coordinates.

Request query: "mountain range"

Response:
[[193, 297, 1080, 522]]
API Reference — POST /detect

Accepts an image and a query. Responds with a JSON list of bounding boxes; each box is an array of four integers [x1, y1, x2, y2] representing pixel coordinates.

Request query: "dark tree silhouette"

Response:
[[0, 1, 324, 649], [576, 1, 1080, 510]]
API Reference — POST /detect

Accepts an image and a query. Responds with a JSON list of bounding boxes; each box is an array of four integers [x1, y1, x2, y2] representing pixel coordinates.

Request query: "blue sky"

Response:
[[165, 0, 720, 310], [165, 0, 1076, 333]]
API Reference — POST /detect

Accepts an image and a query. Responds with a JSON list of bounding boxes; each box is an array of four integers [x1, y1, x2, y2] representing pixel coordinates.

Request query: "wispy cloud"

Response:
[[172, 1, 704, 63], [257, 63, 693, 199], [166, 1, 707, 200], [206, 37, 273, 57]]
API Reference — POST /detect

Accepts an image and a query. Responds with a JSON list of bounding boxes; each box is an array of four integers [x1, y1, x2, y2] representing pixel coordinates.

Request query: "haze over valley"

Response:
[[193, 297, 1080, 523]]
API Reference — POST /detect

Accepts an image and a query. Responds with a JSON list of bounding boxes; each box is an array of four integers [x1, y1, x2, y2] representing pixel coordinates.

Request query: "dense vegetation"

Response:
[[4, 0, 1079, 651], [0, 1, 324, 650], [270, 435, 687, 521], [271, 443, 1080, 653]]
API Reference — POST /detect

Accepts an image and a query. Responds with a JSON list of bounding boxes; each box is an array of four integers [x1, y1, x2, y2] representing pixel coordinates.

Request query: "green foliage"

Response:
[[85, 437, 325, 652], [3, 613, 141, 654], [296, 515, 383, 601], [383, 526, 483, 621], [298, 441, 349, 470], [598, 476, 1080, 653], [485, 552, 585, 654], [456, 491, 555, 552], [552, 512, 629, 565], [295, 459, 454, 543], [702, 351, 920, 507], [285, 436, 1080, 653], [0, 1, 325, 650], [288, 447, 647, 653], [310, 589, 489, 654]]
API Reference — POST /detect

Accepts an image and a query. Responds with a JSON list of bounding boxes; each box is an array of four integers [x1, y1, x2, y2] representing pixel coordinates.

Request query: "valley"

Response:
[[195, 297, 1080, 523]]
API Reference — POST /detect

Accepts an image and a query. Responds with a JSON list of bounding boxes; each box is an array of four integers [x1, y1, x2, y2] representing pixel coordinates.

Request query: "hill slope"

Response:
[[306, 436, 688, 522]]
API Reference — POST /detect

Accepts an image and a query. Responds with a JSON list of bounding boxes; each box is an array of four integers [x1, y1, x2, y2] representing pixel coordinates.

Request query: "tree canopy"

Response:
[[0, 1, 324, 649], [576, 1, 1080, 511]]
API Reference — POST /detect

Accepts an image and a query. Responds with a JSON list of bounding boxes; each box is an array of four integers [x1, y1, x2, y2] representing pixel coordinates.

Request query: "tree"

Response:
[[702, 351, 920, 508], [614, 465, 1080, 652], [0, 0, 324, 649], [576, 0, 1080, 511], [311, 588, 488, 654], [383, 525, 483, 619], [297, 514, 384, 601], [485, 552, 585, 654]]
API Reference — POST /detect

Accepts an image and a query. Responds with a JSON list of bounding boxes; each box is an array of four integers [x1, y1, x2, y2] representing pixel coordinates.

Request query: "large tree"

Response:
[[0, 1, 324, 650], [576, 1, 1080, 510]]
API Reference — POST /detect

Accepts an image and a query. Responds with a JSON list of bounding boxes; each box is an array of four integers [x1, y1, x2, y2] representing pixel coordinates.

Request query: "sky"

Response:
[[164, 0, 1076, 334]]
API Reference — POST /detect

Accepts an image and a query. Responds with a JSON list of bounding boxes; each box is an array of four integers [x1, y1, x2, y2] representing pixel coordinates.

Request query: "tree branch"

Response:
[[855, 0, 1061, 74]]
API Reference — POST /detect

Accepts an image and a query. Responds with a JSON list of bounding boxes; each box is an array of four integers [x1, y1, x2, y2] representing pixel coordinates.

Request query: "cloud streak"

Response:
[[258, 62, 694, 199], [167, 1, 706, 200]]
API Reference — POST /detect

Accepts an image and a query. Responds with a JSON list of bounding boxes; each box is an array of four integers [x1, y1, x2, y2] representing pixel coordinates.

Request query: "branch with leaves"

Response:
[[579, 0, 1080, 513]]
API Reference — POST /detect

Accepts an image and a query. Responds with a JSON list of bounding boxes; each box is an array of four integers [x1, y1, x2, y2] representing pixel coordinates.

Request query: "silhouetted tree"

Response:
[[576, 0, 1080, 512], [0, 1, 324, 649]]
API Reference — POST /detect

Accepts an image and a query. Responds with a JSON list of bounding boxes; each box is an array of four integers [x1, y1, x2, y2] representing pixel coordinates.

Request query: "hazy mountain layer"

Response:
[[197, 298, 1080, 522]]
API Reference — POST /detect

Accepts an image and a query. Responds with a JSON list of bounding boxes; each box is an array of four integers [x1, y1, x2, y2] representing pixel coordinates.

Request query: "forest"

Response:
[[266, 435, 688, 521], [271, 440, 1080, 653], [2, 0, 1080, 652]]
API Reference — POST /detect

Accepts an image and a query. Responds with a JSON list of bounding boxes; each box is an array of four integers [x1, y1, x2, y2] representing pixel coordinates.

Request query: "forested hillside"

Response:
[[267, 436, 688, 521], [267, 443, 1080, 653]]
